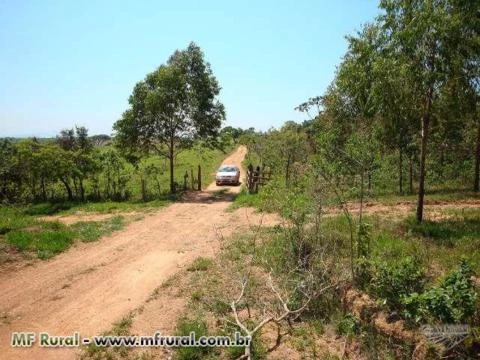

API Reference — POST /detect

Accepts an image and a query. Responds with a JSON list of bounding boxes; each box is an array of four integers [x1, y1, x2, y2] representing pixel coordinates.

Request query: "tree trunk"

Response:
[[1, 174, 6, 200], [439, 144, 445, 179], [359, 171, 364, 225], [106, 172, 111, 198], [73, 176, 78, 198], [32, 177, 37, 202], [399, 148, 403, 194], [191, 169, 194, 190], [168, 135, 175, 193], [197, 165, 202, 191], [409, 157, 414, 194], [141, 178, 147, 202], [416, 90, 432, 223], [41, 176, 47, 201], [155, 178, 162, 197], [79, 178, 85, 202], [474, 116, 480, 192], [60, 178, 73, 201]]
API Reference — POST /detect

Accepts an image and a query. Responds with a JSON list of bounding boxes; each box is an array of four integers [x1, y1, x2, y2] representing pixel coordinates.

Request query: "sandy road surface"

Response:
[[0, 145, 272, 360]]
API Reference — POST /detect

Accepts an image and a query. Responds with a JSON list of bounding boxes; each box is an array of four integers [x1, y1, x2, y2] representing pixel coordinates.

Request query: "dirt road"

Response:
[[0, 145, 276, 360]]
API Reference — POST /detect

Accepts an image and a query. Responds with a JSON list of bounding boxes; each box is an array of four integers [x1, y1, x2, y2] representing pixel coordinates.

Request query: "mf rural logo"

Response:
[[421, 324, 480, 350]]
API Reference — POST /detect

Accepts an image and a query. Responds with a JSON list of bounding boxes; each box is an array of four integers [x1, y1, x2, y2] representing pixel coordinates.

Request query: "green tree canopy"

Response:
[[114, 42, 225, 193]]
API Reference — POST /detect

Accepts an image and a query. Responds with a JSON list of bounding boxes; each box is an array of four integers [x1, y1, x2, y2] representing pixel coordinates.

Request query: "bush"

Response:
[[402, 261, 477, 324], [335, 313, 360, 336], [368, 257, 426, 310], [24, 202, 73, 216]]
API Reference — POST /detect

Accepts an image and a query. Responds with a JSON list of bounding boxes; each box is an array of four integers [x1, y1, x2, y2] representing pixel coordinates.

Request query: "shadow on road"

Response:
[[180, 184, 242, 204]]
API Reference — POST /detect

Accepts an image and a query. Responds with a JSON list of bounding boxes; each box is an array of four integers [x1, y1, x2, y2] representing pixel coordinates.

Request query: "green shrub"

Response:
[[354, 256, 375, 289], [369, 257, 426, 310], [335, 313, 360, 336], [402, 261, 477, 324], [24, 202, 73, 216]]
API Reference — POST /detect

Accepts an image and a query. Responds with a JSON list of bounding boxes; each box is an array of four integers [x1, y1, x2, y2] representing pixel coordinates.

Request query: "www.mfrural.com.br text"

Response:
[[11, 331, 251, 348]]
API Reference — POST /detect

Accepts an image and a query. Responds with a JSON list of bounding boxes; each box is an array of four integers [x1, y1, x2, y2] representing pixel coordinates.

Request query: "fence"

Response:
[[180, 165, 202, 191], [246, 164, 271, 193]]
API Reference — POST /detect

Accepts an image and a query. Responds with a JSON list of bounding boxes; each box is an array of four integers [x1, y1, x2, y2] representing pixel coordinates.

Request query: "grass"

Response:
[[175, 316, 213, 360], [231, 182, 480, 276], [0, 206, 36, 234], [0, 206, 127, 261], [80, 313, 137, 360], [71, 216, 125, 242], [187, 256, 214, 271], [111, 314, 134, 336], [230, 188, 264, 210], [375, 188, 480, 205], [6, 220, 75, 259], [168, 227, 345, 360], [23, 198, 173, 216], [316, 210, 480, 276]]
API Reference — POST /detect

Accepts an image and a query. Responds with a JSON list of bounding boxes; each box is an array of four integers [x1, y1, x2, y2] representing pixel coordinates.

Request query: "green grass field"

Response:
[[0, 206, 129, 261]]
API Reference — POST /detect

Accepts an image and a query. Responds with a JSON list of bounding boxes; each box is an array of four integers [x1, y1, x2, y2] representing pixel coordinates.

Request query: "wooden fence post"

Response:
[[247, 164, 254, 193], [191, 168, 194, 190], [197, 165, 202, 191], [141, 178, 147, 202], [183, 171, 188, 191]]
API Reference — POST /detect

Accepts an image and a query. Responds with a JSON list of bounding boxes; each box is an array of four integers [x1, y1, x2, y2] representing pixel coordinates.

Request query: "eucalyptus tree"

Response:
[[114, 42, 225, 193], [451, 0, 480, 191], [379, 0, 463, 222], [335, 24, 384, 192]]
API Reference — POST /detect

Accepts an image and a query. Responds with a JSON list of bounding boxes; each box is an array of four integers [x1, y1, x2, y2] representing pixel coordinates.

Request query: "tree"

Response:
[[56, 126, 96, 201], [379, 0, 460, 222], [0, 139, 19, 202], [370, 43, 420, 194], [114, 42, 225, 193]]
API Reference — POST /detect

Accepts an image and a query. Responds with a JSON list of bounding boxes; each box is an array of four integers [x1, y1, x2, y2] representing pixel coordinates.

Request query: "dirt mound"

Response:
[[343, 288, 437, 360]]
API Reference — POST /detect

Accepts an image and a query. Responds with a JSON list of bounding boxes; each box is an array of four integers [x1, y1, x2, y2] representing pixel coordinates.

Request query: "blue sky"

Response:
[[0, 0, 380, 137]]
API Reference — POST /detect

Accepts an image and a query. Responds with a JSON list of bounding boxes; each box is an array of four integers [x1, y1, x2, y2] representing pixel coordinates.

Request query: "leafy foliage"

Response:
[[114, 42, 225, 193], [364, 257, 426, 310], [402, 261, 477, 324]]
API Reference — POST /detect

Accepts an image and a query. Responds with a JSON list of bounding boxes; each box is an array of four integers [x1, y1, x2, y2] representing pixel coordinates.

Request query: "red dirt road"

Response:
[[0, 145, 278, 360]]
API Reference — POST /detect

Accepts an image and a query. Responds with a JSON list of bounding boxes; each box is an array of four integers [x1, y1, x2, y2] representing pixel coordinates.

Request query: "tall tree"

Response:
[[380, 0, 457, 222], [114, 42, 225, 193]]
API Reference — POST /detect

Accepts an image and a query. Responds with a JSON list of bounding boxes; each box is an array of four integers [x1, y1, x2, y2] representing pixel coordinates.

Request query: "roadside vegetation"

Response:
[[0, 139, 239, 264], [170, 1, 480, 358], [0, 205, 127, 262]]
